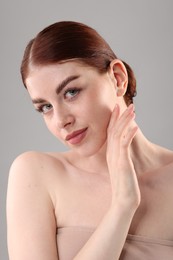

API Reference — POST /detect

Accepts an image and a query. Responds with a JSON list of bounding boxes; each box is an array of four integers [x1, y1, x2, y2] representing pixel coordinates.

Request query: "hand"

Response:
[[106, 104, 140, 210]]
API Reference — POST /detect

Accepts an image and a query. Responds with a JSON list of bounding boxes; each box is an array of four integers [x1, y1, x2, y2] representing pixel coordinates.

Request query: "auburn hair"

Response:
[[21, 21, 136, 105]]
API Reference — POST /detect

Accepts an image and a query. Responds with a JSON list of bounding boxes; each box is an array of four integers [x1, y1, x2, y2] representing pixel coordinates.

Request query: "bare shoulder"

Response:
[[10, 150, 65, 170], [160, 146, 173, 174], [141, 145, 173, 191], [154, 144, 173, 170], [152, 146, 173, 193], [156, 145, 173, 180], [7, 151, 67, 210], [9, 151, 65, 181], [7, 151, 63, 259]]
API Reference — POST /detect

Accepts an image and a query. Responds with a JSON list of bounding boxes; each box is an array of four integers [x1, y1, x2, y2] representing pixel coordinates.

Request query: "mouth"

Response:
[[65, 127, 88, 145]]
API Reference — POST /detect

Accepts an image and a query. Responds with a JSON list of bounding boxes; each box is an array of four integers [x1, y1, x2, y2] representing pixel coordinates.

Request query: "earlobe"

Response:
[[116, 87, 125, 97], [109, 59, 128, 96]]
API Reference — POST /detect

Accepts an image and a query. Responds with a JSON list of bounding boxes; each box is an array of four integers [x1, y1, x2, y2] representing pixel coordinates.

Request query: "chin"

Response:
[[70, 137, 107, 158]]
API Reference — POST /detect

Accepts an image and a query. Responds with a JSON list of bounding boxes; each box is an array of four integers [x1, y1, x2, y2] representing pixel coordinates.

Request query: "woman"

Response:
[[7, 21, 173, 260]]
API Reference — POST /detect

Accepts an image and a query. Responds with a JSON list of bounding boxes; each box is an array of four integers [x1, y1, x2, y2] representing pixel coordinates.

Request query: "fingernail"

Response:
[[115, 104, 118, 109], [128, 104, 134, 110]]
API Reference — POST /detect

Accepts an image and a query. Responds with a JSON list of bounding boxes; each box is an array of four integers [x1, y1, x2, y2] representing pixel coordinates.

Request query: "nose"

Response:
[[54, 105, 75, 129], [57, 115, 75, 129]]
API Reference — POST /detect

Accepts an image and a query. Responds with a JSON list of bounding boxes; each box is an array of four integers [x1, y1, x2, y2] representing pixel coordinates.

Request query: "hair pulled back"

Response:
[[21, 21, 136, 105]]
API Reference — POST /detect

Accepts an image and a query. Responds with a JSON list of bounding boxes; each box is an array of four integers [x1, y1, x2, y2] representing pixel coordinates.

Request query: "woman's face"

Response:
[[26, 61, 122, 156]]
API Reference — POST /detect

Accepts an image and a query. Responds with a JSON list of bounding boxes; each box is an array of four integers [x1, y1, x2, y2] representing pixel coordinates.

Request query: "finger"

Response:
[[107, 104, 120, 131], [113, 104, 135, 138], [121, 125, 138, 149]]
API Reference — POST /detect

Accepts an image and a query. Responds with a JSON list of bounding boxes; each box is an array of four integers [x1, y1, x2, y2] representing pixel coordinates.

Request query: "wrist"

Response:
[[110, 197, 139, 216]]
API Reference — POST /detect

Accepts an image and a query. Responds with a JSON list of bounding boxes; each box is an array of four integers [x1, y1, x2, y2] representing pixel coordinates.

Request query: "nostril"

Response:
[[58, 116, 75, 129], [64, 121, 72, 128]]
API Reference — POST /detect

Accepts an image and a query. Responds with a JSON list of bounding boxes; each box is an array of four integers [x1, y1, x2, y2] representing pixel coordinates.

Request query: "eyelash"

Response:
[[36, 87, 81, 114], [36, 104, 52, 114], [64, 87, 81, 99]]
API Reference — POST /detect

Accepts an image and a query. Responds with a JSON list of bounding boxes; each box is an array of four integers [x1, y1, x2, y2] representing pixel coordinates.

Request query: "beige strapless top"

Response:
[[57, 227, 173, 260]]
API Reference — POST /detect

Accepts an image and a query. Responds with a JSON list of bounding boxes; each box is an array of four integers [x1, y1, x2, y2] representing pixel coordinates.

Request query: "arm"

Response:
[[6, 152, 59, 260], [7, 105, 139, 260], [74, 104, 140, 260]]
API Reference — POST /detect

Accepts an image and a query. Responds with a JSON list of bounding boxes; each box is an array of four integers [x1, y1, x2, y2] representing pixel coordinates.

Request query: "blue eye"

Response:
[[64, 88, 81, 99], [36, 104, 52, 114]]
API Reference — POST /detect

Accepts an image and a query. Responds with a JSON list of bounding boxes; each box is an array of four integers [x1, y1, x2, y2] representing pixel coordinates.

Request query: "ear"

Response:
[[108, 59, 128, 97]]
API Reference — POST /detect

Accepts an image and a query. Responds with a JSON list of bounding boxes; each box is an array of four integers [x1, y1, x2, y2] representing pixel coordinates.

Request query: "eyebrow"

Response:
[[32, 75, 80, 104]]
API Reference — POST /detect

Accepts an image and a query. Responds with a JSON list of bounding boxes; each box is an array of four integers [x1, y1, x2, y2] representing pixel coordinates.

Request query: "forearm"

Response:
[[73, 204, 136, 260]]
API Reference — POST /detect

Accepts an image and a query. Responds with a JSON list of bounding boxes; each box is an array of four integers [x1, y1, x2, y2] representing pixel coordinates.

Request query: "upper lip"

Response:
[[65, 127, 88, 141]]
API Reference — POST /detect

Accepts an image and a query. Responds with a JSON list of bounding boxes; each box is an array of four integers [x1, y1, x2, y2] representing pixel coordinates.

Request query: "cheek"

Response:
[[96, 107, 112, 134], [44, 118, 61, 139], [81, 101, 112, 148], [86, 95, 115, 127]]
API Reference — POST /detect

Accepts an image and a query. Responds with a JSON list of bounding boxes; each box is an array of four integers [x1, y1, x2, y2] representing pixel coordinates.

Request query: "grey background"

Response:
[[1, 1, 173, 259]]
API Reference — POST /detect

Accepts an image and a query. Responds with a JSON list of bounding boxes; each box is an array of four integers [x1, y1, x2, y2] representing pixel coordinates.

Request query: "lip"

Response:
[[65, 127, 88, 145]]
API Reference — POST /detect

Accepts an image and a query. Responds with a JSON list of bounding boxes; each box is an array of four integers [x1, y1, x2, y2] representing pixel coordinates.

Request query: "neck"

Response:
[[66, 127, 162, 177], [129, 128, 156, 175]]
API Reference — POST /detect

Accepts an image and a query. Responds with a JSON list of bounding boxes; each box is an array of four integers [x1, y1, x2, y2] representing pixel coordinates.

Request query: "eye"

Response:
[[36, 104, 53, 114], [64, 88, 81, 99]]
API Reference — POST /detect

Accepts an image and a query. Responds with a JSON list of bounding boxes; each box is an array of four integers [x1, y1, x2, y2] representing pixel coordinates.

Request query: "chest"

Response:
[[129, 180, 173, 239], [55, 170, 173, 240]]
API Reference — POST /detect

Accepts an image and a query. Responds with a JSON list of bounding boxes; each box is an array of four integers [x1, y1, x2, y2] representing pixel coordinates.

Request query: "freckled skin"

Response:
[[7, 60, 173, 260], [26, 61, 126, 156]]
